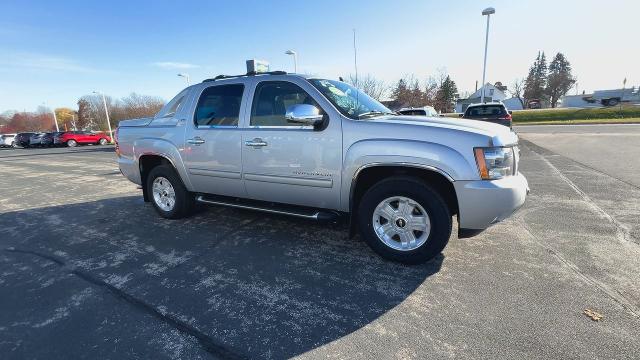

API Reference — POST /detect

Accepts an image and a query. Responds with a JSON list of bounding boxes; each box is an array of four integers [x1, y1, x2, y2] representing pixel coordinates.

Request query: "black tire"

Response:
[[99, 138, 108, 145], [146, 164, 194, 219], [608, 98, 619, 106], [357, 176, 452, 264], [67, 139, 77, 147]]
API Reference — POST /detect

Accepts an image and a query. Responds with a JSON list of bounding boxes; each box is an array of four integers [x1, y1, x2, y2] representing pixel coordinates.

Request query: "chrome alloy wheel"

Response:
[[152, 177, 176, 212], [372, 196, 431, 251]]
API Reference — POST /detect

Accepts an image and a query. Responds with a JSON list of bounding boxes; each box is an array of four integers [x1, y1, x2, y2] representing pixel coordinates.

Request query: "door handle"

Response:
[[187, 137, 205, 145], [245, 138, 268, 147]]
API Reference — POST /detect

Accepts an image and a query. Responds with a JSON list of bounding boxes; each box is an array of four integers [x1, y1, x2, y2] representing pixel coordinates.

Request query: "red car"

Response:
[[58, 131, 112, 147]]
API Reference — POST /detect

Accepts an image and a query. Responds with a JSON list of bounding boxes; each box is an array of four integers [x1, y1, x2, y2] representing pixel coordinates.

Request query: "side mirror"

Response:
[[285, 104, 324, 127], [508, 110, 513, 115]]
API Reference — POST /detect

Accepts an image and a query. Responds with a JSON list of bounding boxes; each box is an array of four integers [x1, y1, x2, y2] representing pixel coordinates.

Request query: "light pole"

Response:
[[285, 50, 297, 73], [178, 73, 190, 86], [43, 102, 60, 132], [93, 91, 113, 143], [480, 7, 495, 104]]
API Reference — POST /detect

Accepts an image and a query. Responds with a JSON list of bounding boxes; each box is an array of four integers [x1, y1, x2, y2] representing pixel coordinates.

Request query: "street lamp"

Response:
[[177, 73, 190, 86], [285, 50, 297, 73], [93, 91, 114, 143], [480, 7, 495, 104], [43, 102, 60, 132]]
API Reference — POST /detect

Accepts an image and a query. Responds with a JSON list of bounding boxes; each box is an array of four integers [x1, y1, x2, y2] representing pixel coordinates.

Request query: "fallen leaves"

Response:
[[584, 308, 603, 321]]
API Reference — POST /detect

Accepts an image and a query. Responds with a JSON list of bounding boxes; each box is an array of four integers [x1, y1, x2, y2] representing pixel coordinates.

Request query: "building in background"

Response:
[[455, 82, 523, 113]]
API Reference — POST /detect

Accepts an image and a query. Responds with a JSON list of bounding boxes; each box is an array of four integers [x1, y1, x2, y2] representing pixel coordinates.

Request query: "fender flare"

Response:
[[133, 137, 194, 191]]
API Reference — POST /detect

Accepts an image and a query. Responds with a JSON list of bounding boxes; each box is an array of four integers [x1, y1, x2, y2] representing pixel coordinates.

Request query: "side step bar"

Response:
[[195, 195, 341, 221]]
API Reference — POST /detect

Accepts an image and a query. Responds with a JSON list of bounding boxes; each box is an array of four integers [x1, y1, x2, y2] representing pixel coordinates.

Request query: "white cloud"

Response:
[[151, 62, 199, 70], [0, 51, 95, 73]]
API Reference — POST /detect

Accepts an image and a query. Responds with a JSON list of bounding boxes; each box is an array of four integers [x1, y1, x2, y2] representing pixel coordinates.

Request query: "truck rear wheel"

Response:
[[147, 165, 194, 219], [357, 176, 452, 264]]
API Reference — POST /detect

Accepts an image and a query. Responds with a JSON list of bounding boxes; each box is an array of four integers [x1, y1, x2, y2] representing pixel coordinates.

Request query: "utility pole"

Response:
[[481, 7, 495, 103], [93, 91, 113, 143], [52, 108, 59, 132]]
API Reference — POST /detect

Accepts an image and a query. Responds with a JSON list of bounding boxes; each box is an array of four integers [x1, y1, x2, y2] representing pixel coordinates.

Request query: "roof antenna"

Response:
[[353, 28, 359, 110]]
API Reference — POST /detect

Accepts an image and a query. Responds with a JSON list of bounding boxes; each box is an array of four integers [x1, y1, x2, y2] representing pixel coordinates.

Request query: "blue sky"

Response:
[[1, 0, 638, 111]]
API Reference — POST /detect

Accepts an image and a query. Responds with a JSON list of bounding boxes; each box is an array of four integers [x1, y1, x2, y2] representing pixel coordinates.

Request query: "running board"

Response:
[[195, 195, 341, 221]]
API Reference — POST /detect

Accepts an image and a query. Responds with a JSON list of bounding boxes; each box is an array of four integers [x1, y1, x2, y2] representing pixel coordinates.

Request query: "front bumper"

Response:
[[454, 172, 529, 232]]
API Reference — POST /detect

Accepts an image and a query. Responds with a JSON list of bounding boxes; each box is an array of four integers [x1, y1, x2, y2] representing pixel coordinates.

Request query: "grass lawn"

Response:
[[511, 105, 640, 123], [514, 117, 640, 125]]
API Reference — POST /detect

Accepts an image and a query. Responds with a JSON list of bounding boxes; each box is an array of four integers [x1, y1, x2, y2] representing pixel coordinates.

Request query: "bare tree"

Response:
[[347, 74, 387, 100], [76, 93, 165, 131], [510, 78, 525, 109]]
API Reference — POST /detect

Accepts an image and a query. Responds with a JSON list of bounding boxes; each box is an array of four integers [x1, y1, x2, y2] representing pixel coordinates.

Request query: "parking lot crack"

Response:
[[516, 221, 640, 319], [3, 246, 248, 360], [522, 141, 632, 244]]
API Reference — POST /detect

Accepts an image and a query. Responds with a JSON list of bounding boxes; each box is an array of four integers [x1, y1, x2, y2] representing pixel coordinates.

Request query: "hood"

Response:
[[367, 115, 518, 146]]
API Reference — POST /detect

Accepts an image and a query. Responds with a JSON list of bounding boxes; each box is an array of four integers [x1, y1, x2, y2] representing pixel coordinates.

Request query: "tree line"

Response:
[[512, 52, 575, 108], [0, 93, 164, 133], [348, 70, 460, 113], [1, 53, 576, 133]]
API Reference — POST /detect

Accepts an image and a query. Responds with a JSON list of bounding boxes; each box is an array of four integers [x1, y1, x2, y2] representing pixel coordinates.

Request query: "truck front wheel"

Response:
[[147, 165, 194, 219], [357, 176, 452, 264]]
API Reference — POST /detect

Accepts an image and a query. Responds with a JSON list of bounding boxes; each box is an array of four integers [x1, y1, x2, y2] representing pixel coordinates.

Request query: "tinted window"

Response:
[[465, 105, 506, 119], [399, 110, 426, 116], [251, 81, 320, 127], [194, 84, 244, 127]]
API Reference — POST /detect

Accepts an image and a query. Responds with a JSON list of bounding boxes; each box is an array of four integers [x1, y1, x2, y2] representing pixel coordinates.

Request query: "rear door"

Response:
[[181, 82, 247, 198], [240, 79, 342, 210]]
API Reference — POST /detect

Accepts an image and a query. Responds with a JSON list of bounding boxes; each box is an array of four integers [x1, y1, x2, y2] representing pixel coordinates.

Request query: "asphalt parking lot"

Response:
[[1, 125, 639, 359]]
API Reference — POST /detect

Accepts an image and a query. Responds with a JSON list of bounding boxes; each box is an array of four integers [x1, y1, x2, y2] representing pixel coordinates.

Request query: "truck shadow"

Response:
[[0, 196, 444, 359]]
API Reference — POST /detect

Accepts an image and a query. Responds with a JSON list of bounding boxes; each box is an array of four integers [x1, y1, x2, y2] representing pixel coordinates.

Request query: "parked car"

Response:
[[527, 99, 542, 109], [116, 71, 528, 264], [59, 131, 112, 147], [0, 133, 16, 147], [13, 133, 36, 148], [462, 103, 513, 128], [29, 132, 49, 147], [40, 132, 64, 147], [53, 132, 66, 146], [398, 106, 438, 117]]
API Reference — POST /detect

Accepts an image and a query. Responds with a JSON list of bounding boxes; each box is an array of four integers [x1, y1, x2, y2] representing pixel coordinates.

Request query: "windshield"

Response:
[[308, 79, 394, 119]]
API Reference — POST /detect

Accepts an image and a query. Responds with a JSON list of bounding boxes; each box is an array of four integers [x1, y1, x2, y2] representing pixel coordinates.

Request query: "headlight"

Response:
[[474, 147, 515, 180]]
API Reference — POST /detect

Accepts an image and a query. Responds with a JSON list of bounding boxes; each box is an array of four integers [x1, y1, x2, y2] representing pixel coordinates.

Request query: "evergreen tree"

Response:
[[546, 52, 576, 108], [435, 76, 458, 113], [523, 52, 548, 104]]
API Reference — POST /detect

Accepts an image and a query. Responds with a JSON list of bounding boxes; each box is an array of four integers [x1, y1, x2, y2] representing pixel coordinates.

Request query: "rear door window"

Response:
[[193, 84, 244, 127]]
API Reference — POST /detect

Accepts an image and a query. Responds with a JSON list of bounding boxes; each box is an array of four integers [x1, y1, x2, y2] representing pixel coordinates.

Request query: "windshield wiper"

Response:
[[357, 110, 396, 119]]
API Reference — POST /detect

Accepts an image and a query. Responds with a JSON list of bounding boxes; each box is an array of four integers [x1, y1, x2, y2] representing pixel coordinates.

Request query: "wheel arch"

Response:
[[133, 137, 193, 197], [348, 164, 458, 238]]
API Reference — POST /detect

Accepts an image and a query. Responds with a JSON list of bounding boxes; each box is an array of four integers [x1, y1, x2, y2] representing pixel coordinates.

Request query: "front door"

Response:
[[182, 82, 247, 198], [241, 80, 342, 210]]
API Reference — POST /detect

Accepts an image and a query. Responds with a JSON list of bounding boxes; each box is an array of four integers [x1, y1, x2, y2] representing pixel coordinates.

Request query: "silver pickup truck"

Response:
[[116, 72, 528, 264]]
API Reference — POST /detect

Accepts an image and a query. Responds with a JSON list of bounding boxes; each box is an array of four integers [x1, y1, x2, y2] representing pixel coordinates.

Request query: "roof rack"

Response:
[[202, 71, 287, 83]]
